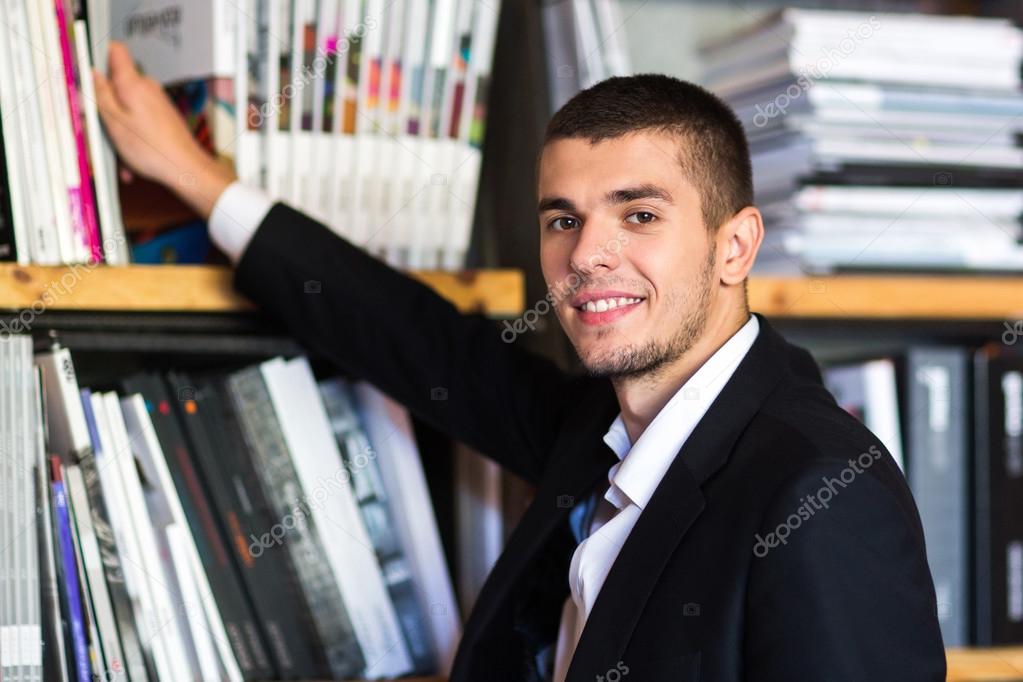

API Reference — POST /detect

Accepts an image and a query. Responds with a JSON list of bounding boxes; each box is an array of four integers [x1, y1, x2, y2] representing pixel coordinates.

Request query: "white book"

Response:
[[4, 0, 64, 264], [35, 348, 92, 461], [109, 0, 236, 84], [24, 1, 76, 265], [260, 357, 413, 678], [824, 360, 904, 471], [354, 382, 461, 674], [444, 0, 500, 269], [120, 393, 244, 682], [94, 391, 193, 681], [87, 392, 171, 681], [166, 523, 223, 681], [74, 20, 129, 264], [265, 0, 285, 201]]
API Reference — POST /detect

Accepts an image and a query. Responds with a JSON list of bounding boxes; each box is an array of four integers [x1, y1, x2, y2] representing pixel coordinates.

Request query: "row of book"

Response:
[[110, 0, 502, 270], [0, 337, 460, 681], [822, 343, 1023, 646], [0, 0, 129, 265], [701, 9, 1023, 274]]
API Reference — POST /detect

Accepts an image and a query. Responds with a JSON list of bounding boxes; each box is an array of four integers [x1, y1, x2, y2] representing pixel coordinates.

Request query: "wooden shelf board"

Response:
[[947, 647, 1023, 681], [0, 264, 525, 317], [748, 275, 1023, 320]]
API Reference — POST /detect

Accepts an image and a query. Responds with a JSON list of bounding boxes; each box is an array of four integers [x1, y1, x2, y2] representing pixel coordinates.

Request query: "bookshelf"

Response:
[[3, 265, 1020, 322], [748, 275, 1023, 320], [947, 647, 1023, 681], [0, 263, 526, 317]]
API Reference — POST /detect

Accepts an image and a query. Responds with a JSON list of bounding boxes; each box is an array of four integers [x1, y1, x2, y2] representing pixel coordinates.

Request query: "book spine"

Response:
[[52, 0, 101, 261], [227, 367, 366, 679], [906, 348, 969, 647], [0, 120, 17, 261], [320, 379, 435, 673], [164, 371, 325, 680], [79, 390, 153, 682], [51, 464, 93, 682], [118, 374, 272, 681]]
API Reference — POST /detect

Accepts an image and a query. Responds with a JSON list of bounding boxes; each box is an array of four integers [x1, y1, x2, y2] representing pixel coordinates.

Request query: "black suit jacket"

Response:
[[233, 204, 947, 681]]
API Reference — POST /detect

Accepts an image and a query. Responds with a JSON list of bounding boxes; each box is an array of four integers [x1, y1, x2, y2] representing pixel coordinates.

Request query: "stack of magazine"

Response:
[[701, 9, 1023, 274], [1, 336, 460, 681], [112, 0, 502, 271], [0, 0, 129, 265]]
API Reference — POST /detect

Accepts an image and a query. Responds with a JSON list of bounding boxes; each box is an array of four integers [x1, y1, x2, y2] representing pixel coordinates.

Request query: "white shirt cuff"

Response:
[[208, 181, 273, 263]]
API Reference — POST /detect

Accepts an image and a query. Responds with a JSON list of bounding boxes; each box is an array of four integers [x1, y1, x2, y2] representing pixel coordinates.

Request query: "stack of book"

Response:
[[822, 345, 1023, 648], [541, 0, 631, 114], [112, 0, 502, 271], [0, 0, 129, 265], [1, 337, 460, 681], [700, 9, 1023, 274]]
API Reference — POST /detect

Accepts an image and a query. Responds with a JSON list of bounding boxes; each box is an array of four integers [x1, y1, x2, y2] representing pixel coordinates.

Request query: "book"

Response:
[[119, 372, 273, 681], [164, 370, 329, 680], [319, 377, 436, 673], [824, 358, 905, 472], [259, 356, 413, 678], [973, 345, 1023, 645], [900, 348, 970, 647], [354, 381, 461, 673], [226, 365, 367, 679]]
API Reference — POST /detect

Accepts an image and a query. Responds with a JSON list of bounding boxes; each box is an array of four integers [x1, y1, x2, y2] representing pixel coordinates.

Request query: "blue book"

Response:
[[51, 461, 93, 682]]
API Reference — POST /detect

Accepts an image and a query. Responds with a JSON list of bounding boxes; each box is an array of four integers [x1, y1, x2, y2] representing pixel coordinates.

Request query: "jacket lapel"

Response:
[[565, 315, 792, 681]]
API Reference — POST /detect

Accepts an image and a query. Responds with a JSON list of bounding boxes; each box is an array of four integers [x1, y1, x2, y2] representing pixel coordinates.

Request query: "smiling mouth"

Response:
[[573, 296, 644, 313]]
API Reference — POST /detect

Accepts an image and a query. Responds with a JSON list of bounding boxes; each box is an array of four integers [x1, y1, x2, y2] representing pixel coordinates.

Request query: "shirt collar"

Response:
[[600, 315, 760, 510]]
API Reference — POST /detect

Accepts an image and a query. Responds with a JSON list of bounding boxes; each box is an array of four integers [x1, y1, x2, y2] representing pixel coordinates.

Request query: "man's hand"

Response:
[[93, 41, 236, 221]]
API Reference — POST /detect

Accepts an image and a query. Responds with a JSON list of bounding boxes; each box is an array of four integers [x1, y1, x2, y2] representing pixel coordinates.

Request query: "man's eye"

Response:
[[625, 211, 656, 224], [550, 216, 580, 231]]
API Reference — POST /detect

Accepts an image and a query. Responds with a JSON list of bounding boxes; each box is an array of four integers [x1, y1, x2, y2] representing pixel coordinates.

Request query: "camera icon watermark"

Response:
[[1003, 320, 1023, 346]]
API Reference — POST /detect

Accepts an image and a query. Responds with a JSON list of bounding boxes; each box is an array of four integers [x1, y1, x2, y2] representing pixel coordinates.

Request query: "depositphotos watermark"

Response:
[[751, 15, 882, 128], [752, 444, 884, 558], [247, 447, 377, 557], [500, 230, 631, 343]]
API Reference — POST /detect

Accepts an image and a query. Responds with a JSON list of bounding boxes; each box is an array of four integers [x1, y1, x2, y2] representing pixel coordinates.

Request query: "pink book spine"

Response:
[[53, 0, 102, 262]]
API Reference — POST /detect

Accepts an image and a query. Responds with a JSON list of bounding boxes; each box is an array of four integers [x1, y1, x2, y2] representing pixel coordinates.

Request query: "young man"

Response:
[[95, 43, 946, 681]]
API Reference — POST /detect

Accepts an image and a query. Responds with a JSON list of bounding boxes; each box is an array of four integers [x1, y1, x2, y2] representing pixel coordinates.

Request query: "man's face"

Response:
[[538, 131, 719, 379]]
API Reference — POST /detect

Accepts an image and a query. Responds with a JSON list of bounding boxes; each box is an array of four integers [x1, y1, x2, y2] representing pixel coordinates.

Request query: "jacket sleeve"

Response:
[[744, 460, 947, 682], [232, 202, 577, 483]]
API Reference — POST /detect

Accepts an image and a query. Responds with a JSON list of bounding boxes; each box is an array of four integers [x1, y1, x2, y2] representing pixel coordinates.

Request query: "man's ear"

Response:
[[718, 206, 764, 285]]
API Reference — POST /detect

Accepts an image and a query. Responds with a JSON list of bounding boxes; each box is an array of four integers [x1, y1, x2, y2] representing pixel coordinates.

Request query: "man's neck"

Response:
[[612, 306, 751, 444]]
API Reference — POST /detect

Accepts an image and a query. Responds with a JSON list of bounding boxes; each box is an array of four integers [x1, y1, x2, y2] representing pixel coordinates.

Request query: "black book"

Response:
[[164, 370, 329, 680], [119, 373, 274, 681], [973, 345, 1023, 645]]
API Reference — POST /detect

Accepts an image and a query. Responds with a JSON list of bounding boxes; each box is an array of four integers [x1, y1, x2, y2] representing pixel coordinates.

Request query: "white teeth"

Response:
[[580, 297, 642, 312]]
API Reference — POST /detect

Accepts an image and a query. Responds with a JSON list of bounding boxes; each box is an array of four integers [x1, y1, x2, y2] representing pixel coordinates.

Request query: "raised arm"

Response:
[[93, 42, 578, 483]]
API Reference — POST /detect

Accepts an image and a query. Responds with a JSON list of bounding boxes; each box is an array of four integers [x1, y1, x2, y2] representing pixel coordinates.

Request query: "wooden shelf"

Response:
[[0, 264, 525, 317], [3, 266, 1019, 321], [947, 647, 1023, 681], [748, 275, 1023, 320]]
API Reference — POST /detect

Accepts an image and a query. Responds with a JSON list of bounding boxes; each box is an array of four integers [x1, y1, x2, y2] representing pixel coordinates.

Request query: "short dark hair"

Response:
[[543, 73, 753, 231]]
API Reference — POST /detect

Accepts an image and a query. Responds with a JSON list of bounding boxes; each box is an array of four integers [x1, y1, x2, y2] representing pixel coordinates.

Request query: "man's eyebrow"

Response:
[[537, 196, 576, 213], [605, 184, 674, 205]]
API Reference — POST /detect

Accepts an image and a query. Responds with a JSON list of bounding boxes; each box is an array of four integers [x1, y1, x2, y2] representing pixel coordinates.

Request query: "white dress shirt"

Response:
[[208, 181, 273, 262], [209, 182, 761, 680], [552, 315, 760, 682]]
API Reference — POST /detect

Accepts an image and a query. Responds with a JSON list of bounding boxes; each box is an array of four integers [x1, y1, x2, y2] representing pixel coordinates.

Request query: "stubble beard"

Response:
[[577, 245, 716, 380]]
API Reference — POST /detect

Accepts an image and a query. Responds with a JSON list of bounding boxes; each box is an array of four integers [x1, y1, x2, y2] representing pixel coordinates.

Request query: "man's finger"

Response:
[[92, 69, 127, 121], [107, 41, 141, 94]]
